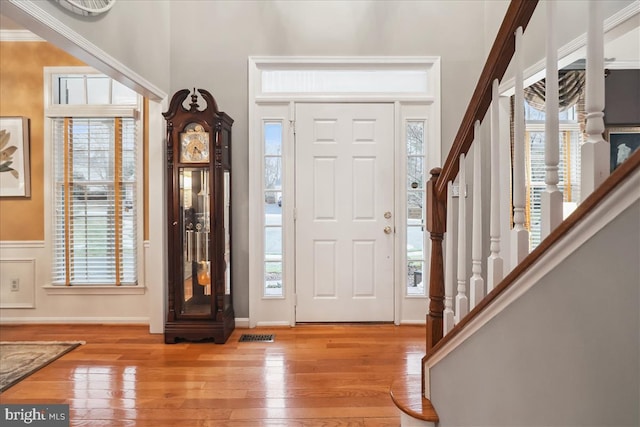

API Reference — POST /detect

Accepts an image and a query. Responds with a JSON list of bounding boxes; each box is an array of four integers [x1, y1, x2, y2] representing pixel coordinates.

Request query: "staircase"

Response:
[[392, 1, 640, 425]]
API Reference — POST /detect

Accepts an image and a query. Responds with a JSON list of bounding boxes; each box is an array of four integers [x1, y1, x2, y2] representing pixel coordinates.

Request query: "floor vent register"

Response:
[[239, 334, 275, 342]]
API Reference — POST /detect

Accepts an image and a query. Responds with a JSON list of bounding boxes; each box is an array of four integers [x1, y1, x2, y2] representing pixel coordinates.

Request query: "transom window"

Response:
[[52, 74, 138, 105]]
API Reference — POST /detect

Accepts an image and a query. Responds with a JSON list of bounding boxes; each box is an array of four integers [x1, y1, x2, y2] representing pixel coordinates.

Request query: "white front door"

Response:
[[295, 103, 395, 322]]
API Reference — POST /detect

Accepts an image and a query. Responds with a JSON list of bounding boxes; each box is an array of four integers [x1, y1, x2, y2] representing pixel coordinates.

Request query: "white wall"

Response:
[[168, 0, 490, 317], [429, 197, 640, 426]]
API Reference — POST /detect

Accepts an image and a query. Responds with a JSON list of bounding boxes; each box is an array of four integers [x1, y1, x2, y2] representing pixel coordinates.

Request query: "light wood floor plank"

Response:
[[0, 324, 424, 425]]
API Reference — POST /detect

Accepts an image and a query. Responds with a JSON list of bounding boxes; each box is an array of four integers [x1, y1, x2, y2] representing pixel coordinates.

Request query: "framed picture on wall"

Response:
[[0, 117, 31, 197], [606, 126, 640, 172]]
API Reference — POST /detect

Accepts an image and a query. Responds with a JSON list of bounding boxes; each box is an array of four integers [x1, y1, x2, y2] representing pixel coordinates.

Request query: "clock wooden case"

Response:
[[163, 88, 234, 343]]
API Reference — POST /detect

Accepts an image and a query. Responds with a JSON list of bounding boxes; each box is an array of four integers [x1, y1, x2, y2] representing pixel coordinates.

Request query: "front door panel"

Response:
[[295, 103, 395, 322]]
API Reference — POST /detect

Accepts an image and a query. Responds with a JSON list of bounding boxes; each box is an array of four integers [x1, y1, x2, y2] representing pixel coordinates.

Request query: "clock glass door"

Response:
[[180, 167, 212, 317], [223, 171, 231, 296]]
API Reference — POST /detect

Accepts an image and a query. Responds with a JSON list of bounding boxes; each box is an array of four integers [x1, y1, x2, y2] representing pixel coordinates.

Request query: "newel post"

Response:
[[426, 167, 446, 353]]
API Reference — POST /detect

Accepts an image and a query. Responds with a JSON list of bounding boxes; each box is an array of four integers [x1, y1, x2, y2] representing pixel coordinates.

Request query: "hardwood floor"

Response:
[[0, 324, 425, 426]]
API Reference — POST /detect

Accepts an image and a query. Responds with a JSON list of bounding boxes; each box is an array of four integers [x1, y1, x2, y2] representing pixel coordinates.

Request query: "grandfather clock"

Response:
[[163, 88, 234, 343]]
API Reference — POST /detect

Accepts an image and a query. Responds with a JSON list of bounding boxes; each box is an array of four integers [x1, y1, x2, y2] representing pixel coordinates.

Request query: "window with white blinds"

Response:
[[524, 100, 581, 250], [46, 68, 141, 286]]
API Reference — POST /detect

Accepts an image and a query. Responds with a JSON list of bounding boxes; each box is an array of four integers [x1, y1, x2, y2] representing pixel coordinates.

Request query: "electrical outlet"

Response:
[[10, 278, 19, 292]]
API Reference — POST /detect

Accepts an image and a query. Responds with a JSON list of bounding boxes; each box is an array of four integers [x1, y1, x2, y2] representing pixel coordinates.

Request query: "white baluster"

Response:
[[582, 0, 609, 200], [512, 26, 530, 268], [487, 79, 504, 292], [470, 121, 484, 309], [443, 181, 455, 333], [541, 0, 563, 239], [455, 154, 468, 323]]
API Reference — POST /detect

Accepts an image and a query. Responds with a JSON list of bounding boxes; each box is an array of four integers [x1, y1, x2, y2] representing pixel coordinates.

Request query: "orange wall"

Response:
[[0, 42, 85, 241], [0, 41, 150, 241]]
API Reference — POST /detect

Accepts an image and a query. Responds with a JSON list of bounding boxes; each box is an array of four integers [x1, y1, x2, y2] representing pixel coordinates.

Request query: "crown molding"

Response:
[[0, 29, 44, 42], [606, 59, 640, 70]]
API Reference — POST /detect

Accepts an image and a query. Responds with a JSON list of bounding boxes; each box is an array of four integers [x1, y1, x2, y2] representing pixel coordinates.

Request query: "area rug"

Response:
[[0, 341, 83, 392]]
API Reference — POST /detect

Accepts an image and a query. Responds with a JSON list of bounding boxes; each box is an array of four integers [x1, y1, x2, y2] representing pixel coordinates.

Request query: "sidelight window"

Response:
[[263, 121, 283, 297], [406, 121, 426, 296]]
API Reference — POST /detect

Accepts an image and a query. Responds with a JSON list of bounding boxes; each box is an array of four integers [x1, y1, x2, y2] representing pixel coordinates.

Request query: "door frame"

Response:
[[248, 57, 441, 327]]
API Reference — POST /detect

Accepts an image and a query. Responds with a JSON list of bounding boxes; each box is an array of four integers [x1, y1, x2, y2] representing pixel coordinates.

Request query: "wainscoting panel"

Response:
[[0, 258, 36, 308]]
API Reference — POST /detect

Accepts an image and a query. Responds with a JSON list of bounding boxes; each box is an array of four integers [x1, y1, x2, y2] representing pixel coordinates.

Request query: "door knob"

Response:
[[384, 226, 392, 234]]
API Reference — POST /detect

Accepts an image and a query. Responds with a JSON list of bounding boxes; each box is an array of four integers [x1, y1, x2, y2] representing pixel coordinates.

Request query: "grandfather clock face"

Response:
[[180, 123, 210, 163]]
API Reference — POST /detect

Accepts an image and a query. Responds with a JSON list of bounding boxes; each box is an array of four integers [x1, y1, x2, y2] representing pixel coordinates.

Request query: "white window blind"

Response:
[[522, 96, 583, 250], [52, 117, 137, 285]]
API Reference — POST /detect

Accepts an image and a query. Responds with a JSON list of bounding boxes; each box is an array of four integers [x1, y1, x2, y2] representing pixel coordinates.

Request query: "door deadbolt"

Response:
[[384, 211, 392, 219]]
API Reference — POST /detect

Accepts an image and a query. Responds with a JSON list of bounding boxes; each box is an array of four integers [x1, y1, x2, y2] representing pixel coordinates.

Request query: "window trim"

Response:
[[43, 66, 145, 291], [248, 57, 442, 327], [43, 284, 146, 295]]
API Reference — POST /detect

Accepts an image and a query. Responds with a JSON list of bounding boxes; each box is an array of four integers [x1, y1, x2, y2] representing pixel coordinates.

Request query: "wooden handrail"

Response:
[[425, 148, 640, 360], [435, 0, 538, 200], [426, 0, 539, 354]]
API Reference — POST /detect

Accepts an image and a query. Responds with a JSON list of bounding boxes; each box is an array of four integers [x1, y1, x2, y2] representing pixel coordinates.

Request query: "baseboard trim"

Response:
[[400, 320, 427, 326], [234, 318, 250, 328], [255, 321, 292, 328], [0, 317, 283, 329]]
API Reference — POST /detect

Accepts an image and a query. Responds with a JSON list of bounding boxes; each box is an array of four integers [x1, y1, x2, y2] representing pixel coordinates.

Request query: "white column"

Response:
[[487, 79, 504, 292], [470, 121, 485, 309], [443, 181, 455, 333], [581, 0, 609, 200], [455, 154, 468, 323], [541, 0, 563, 240], [148, 99, 167, 334], [511, 26, 530, 268]]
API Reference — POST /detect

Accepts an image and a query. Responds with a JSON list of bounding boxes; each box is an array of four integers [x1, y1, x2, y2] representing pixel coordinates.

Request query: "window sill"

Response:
[[43, 285, 147, 296]]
